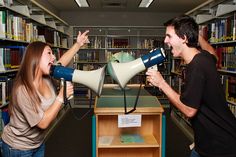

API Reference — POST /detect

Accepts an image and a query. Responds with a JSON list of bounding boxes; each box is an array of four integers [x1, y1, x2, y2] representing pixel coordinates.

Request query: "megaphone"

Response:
[[107, 48, 166, 89], [50, 65, 106, 96]]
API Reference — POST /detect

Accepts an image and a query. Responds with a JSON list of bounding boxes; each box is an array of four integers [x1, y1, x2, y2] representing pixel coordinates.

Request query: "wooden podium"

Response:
[[94, 84, 164, 157]]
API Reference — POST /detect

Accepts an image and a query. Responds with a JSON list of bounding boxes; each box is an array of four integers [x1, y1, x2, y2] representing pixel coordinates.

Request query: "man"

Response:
[[146, 15, 236, 157]]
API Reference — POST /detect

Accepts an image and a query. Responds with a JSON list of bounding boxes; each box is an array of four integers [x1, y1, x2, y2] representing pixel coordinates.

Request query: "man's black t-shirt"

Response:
[[180, 50, 236, 157]]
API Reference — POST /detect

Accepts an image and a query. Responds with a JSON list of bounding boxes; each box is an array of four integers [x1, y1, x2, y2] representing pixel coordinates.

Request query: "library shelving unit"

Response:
[[72, 26, 172, 105], [170, 0, 236, 141], [94, 84, 164, 157], [0, 0, 72, 137]]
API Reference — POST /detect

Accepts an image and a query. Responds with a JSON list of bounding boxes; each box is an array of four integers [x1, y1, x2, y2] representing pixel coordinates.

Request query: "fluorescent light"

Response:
[[75, 0, 89, 7], [139, 0, 153, 8]]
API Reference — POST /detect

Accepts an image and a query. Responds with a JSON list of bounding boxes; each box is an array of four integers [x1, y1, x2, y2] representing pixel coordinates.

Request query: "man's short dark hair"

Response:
[[164, 15, 199, 48]]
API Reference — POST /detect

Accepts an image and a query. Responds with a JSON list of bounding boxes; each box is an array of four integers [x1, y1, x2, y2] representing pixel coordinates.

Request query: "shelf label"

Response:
[[118, 114, 142, 128]]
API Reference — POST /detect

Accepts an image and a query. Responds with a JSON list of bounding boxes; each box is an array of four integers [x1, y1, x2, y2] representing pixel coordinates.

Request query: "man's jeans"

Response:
[[190, 149, 202, 157]]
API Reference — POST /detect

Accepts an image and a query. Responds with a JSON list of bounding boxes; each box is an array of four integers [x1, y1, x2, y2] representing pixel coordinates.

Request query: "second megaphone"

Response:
[[107, 48, 166, 89], [50, 65, 106, 96]]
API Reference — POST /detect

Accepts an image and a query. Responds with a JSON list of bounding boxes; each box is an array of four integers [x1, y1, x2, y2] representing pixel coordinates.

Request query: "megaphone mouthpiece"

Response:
[[50, 65, 74, 81], [50, 65, 106, 96], [141, 48, 166, 68]]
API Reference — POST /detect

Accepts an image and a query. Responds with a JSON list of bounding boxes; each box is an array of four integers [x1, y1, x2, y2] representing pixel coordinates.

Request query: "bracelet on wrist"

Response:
[[56, 96, 64, 104]]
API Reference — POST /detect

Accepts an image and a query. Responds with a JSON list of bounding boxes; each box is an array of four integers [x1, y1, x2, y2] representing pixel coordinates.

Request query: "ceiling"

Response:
[[45, 0, 207, 13]]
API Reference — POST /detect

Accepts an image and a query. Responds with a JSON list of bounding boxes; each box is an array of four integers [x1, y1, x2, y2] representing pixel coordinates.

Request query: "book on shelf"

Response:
[[227, 76, 236, 102], [1, 107, 9, 125], [0, 10, 6, 38], [25, 22, 35, 42], [61, 38, 68, 48], [0, 81, 6, 106], [120, 134, 144, 144], [54, 31, 60, 47], [52, 48, 66, 60], [228, 103, 236, 117], [98, 136, 113, 146], [0, 76, 13, 107], [0, 108, 9, 132]]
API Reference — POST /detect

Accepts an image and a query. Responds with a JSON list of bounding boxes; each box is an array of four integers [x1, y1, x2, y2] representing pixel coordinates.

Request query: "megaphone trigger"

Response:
[[60, 78, 74, 101], [60, 78, 65, 87]]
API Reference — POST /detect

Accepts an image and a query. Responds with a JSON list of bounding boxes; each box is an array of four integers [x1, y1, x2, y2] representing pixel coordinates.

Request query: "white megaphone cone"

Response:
[[50, 65, 106, 96], [107, 48, 166, 89]]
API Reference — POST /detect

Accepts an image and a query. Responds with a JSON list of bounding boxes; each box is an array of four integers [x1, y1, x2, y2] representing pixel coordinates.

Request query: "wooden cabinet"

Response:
[[94, 84, 164, 157]]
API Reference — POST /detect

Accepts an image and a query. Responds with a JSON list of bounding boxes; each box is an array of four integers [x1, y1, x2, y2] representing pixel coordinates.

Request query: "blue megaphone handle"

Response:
[[50, 65, 75, 81], [141, 48, 166, 68]]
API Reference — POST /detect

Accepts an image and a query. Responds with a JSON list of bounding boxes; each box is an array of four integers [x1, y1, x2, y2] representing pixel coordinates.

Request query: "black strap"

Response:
[[123, 75, 143, 114]]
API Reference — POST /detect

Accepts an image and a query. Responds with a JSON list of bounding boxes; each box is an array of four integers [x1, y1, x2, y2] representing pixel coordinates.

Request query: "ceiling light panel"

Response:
[[75, 0, 89, 7], [139, 0, 153, 8]]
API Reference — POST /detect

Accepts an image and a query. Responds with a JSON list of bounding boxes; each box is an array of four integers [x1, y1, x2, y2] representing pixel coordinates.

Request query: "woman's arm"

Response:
[[58, 30, 89, 66], [198, 34, 218, 60], [37, 82, 73, 129]]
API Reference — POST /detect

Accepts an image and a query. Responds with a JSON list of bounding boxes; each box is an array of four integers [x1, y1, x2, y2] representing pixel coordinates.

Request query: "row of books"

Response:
[[75, 49, 156, 63], [79, 36, 163, 49], [74, 51, 100, 62], [215, 46, 236, 71], [82, 36, 103, 49], [138, 38, 163, 49], [107, 38, 129, 48], [200, 13, 236, 43], [0, 10, 68, 48], [0, 45, 69, 73], [0, 10, 37, 41], [0, 46, 25, 71]]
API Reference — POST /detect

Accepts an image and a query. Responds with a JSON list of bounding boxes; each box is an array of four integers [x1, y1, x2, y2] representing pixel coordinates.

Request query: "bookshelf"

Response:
[[0, 0, 71, 135], [94, 84, 164, 157]]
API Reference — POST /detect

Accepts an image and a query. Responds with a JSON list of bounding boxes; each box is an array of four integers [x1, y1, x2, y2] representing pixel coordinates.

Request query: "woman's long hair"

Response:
[[9, 41, 49, 114]]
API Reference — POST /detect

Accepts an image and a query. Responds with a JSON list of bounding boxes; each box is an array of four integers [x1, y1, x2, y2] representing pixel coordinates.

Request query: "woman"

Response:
[[1, 30, 89, 157]]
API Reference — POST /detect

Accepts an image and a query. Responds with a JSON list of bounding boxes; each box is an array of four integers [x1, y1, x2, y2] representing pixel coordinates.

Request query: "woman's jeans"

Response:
[[190, 148, 202, 157], [1, 140, 45, 157]]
